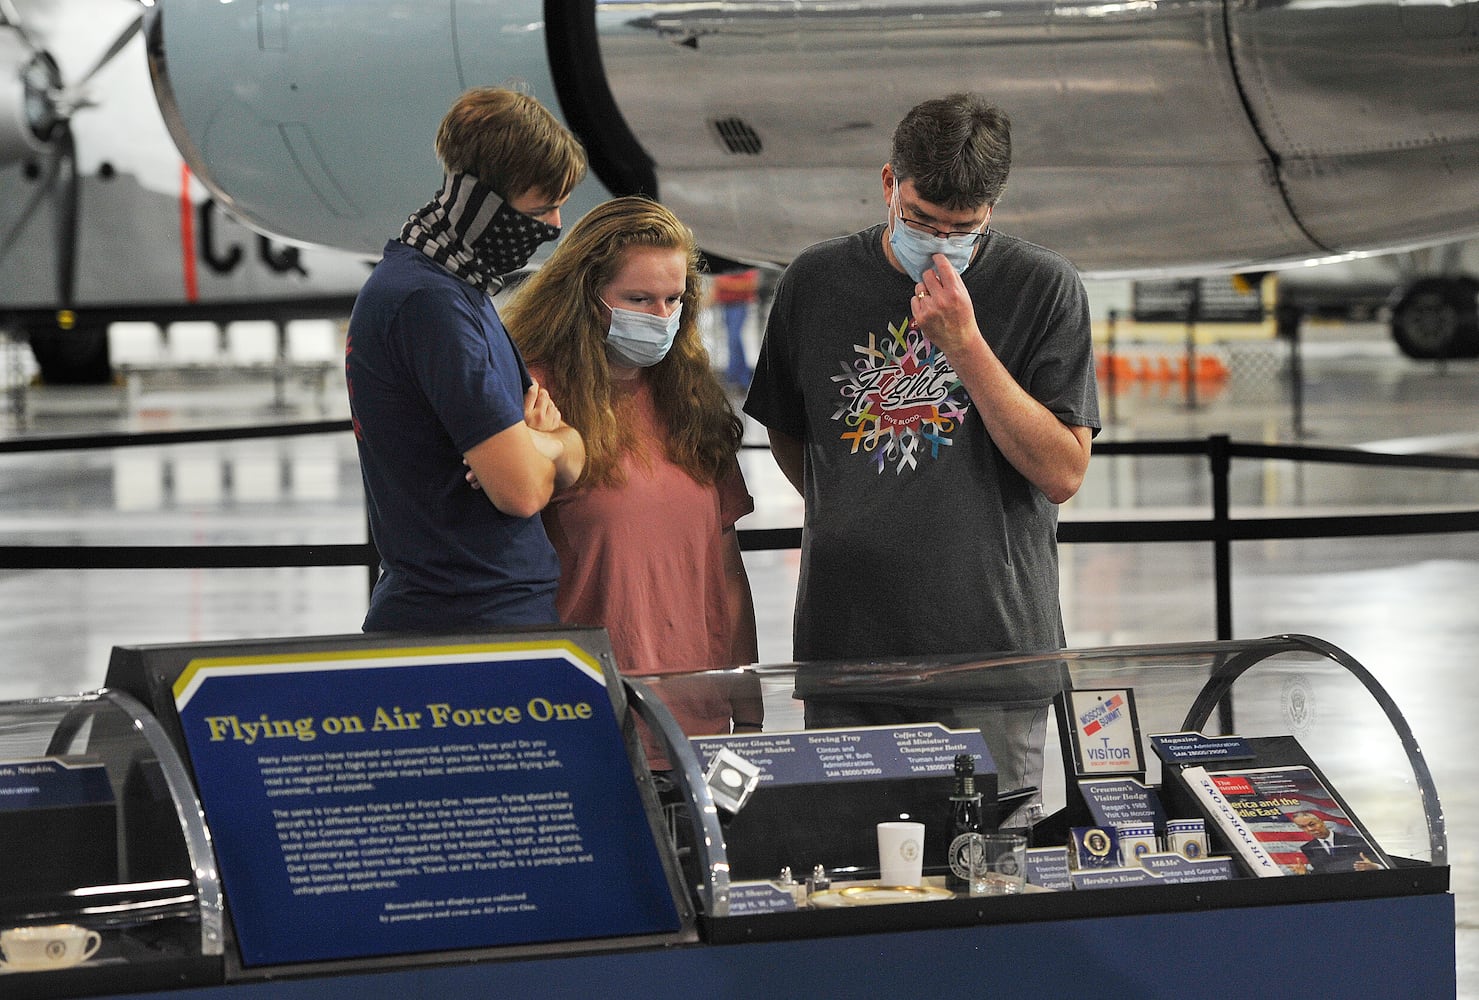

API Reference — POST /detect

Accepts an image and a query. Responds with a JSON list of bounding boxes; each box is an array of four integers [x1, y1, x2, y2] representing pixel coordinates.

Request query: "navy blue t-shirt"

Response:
[[346, 241, 559, 631]]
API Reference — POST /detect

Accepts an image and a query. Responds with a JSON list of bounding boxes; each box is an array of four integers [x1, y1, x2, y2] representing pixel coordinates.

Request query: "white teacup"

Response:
[[0, 924, 101, 971]]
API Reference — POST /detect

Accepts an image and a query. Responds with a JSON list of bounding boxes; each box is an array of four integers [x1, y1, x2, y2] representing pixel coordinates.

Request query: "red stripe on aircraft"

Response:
[[180, 162, 199, 302]]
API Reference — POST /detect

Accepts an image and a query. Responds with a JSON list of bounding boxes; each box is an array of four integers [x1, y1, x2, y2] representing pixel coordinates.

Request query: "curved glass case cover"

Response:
[[0, 633, 1443, 973], [0, 690, 222, 992], [630, 635, 1444, 919]]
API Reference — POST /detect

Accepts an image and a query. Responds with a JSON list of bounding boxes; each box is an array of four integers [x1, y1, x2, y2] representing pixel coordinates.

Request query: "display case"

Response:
[[0, 691, 222, 999], [629, 633, 1446, 937], [1, 633, 1452, 999]]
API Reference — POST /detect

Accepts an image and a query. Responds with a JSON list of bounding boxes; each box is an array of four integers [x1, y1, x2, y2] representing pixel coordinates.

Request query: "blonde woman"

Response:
[[498, 196, 761, 737]]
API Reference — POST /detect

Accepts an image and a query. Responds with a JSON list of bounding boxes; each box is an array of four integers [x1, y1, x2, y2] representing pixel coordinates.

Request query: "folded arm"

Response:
[[464, 379, 586, 517]]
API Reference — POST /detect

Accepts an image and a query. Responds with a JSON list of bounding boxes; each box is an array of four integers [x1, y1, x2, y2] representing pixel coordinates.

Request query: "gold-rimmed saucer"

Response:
[[810, 884, 954, 907]]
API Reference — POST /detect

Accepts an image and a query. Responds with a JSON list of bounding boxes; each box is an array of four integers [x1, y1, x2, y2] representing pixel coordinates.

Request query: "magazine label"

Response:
[[1149, 731, 1255, 764]]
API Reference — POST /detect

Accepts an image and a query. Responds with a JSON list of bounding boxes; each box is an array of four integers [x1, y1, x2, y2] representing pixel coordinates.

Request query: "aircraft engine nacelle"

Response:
[[145, 1, 616, 257], [146, 0, 1479, 276], [0, 30, 57, 164]]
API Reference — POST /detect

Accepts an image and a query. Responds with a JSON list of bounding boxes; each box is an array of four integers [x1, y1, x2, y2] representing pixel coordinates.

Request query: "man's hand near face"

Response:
[[908, 252, 1092, 504], [910, 253, 982, 358]]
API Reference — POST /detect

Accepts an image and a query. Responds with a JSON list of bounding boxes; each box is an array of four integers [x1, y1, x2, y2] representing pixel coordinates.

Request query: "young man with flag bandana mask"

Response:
[[346, 87, 587, 632]]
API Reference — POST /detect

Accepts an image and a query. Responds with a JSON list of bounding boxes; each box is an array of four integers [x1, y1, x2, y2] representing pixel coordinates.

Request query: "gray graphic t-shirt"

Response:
[[744, 225, 1100, 661]]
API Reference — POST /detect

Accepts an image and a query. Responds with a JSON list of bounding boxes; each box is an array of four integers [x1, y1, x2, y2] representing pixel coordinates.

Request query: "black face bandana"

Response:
[[398, 172, 560, 292]]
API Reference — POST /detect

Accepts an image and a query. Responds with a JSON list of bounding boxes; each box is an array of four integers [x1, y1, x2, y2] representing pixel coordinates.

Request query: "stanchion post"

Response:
[[2, 325, 27, 430], [1209, 435, 1238, 734], [1276, 303, 1306, 438], [1209, 433, 1233, 642]]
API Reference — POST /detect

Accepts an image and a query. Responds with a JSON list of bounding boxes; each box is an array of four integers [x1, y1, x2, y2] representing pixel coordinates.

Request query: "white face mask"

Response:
[[603, 301, 682, 368], [888, 192, 985, 282]]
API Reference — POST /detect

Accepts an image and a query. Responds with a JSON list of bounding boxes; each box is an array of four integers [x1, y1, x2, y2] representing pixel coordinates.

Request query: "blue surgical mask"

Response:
[[888, 193, 982, 283], [603, 302, 682, 368]]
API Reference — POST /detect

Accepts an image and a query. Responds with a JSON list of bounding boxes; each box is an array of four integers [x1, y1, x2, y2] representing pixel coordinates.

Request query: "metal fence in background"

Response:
[[1, 424, 1476, 642]]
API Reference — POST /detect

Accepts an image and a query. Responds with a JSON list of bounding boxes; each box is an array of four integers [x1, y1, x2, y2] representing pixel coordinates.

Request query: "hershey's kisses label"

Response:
[[1070, 852, 1236, 889]]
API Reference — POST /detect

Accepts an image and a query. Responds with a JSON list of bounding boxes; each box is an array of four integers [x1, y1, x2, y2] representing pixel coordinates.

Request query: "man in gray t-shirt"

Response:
[[744, 93, 1100, 664], [743, 94, 1100, 805]]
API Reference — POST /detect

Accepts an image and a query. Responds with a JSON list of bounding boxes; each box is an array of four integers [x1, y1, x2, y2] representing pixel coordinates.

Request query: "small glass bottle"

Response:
[[945, 753, 983, 894]]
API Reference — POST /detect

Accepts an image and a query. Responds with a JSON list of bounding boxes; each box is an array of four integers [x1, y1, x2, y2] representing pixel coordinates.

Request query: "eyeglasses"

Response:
[[894, 197, 989, 248]]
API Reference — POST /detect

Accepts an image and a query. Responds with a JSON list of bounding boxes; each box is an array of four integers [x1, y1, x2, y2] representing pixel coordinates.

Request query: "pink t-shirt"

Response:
[[537, 372, 754, 679]]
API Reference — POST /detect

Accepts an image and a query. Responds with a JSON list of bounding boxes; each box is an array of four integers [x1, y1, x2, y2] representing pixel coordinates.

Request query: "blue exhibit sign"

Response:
[[171, 641, 680, 967], [0, 757, 113, 811], [1070, 854, 1236, 889], [1078, 776, 1167, 830], [1148, 731, 1256, 764], [690, 724, 994, 786], [1024, 847, 1072, 890]]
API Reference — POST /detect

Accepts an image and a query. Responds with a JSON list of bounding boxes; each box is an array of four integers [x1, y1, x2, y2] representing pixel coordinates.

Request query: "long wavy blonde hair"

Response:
[[504, 196, 743, 488]]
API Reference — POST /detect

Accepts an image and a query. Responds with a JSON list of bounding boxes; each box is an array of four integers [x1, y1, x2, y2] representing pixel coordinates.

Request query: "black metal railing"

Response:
[[2, 425, 1476, 641]]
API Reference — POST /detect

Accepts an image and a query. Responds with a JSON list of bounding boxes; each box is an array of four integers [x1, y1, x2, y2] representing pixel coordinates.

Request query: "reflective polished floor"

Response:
[[2, 312, 1477, 992]]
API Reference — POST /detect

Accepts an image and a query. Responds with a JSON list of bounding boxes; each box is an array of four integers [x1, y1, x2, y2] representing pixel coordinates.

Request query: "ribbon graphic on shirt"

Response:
[[832, 317, 971, 474]]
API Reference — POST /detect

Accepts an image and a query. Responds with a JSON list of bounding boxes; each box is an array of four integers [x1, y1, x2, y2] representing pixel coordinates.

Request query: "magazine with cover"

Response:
[[1179, 764, 1389, 877]]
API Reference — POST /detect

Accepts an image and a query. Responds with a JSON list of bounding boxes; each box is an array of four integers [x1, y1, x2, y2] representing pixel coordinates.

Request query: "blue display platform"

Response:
[[97, 892, 1453, 1000]]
